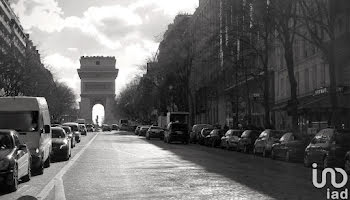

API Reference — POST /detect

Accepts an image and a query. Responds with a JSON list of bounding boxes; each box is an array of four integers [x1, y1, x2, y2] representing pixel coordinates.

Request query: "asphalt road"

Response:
[[0, 131, 348, 200]]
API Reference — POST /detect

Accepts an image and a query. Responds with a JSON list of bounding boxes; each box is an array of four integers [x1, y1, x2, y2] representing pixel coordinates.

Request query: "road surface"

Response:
[[0, 131, 344, 200]]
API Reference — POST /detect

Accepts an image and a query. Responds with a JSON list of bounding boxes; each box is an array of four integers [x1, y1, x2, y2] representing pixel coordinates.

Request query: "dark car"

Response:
[[220, 129, 244, 150], [146, 126, 164, 140], [0, 130, 31, 192], [190, 124, 213, 143], [271, 132, 311, 162], [79, 124, 87, 136], [102, 124, 111, 132], [236, 130, 261, 153], [139, 126, 150, 136], [86, 124, 94, 132], [60, 126, 75, 148], [111, 124, 119, 131], [205, 129, 223, 147], [304, 128, 350, 168], [51, 127, 71, 161], [62, 122, 81, 143], [198, 128, 214, 145], [164, 123, 189, 144], [254, 129, 285, 157], [345, 151, 350, 174]]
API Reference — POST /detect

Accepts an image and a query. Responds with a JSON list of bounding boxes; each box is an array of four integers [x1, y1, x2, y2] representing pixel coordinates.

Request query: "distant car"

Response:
[[236, 130, 260, 153], [139, 126, 150, 136], [135, 126, 141, 135], [62, 122, 81, 143], [51, 127, 71, 161], [79, 124, 87, 136], [102, 124, 111, 131], [164, 123, 189, 144], [198, 128, 214, 145], [304, 128, 350, 168], [146, 126, 164, 140], [60, 126, 75, 148], [205, 129, 223, 147], [86, 124, 94, 132], [111, 124, 119, 131], [345, 151, 350, 174], [254, 129, 285, 157], [190, 124, 213, 143], [271, 132, 311, 162], [220, 129, 244, 150], [0, 130, 31, 192]]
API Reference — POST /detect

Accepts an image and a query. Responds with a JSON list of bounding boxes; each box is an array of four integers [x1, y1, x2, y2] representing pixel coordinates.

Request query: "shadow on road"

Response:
[[140, 136, 345, 200]]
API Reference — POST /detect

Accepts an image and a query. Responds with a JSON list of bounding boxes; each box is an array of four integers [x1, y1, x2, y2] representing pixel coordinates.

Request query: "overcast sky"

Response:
[[11, 0, 198, 101]]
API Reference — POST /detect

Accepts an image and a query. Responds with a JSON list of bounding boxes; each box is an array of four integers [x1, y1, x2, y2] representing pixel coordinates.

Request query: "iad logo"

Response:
[[312, 163, 348, 200]]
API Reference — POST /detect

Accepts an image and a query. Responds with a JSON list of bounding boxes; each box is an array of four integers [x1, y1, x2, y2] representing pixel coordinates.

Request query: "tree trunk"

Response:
[[284, 43, 299, 133]]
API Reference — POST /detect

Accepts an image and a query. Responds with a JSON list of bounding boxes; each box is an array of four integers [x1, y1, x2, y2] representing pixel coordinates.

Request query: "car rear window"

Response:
[[270, 131, 284, 138], [52, 129, 65, 138], [171, 124, 188, 131]]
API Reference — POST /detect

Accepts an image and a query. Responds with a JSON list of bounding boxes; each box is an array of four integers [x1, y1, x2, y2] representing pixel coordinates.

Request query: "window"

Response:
[[14, 135, 20, 146], [96, 61, 100, 65], [305, 69, 309, 92], [295, 72, 300, 94], [281, 77, 285, 97], [312, 65, 317, 89], [320, 64, 325, 86]]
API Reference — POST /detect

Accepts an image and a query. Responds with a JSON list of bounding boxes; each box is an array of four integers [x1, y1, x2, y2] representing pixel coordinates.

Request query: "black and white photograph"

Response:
[[0, 0, 350, 199]]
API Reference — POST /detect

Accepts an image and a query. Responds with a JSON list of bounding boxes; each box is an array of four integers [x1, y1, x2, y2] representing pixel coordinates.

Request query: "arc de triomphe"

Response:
[[77, 56, 119, 124]]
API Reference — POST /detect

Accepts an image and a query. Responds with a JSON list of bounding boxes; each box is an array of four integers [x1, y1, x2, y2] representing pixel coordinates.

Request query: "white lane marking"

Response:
[[54, 177, 65, 200], [36, 133, 99, 200]]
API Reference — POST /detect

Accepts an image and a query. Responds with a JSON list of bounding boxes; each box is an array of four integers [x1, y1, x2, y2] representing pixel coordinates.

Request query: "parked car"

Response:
[[60, 126, 75, 148], [111, 124, 119, 131], [304, 128, 350, 168], [146, 126, 165, 140], [102, 124, 111, 131], [220, 129, 244, 150], [51, 127, 71, 161], [79, 124, 87, 136], [139, 126, 151, 136], [205, 129, 223, 147], [271, 132, 311, 162], [0, 130, 31, 192], [86, 124, 94, 132], [236, 130, 261, 153], [345, 151, 350, 174], [190, 124, 213, 143], [254, 129, 285, 157], [62, 122, 81, 143], [198, 128, 214, 145], [135, 126, 141, 135], [164, 122, 189, 144]]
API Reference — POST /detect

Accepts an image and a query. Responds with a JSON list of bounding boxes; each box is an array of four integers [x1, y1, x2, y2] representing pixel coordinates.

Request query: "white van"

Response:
[[0, 97, 52, 174]]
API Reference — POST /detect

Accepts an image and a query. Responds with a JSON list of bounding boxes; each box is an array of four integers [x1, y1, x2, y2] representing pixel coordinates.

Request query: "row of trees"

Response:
[[115, 0, 348, 131], [0, 43, 77, 121]]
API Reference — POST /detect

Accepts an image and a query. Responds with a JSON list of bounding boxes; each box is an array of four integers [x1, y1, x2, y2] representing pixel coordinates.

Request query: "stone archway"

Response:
[[77, 56, 119, 124]]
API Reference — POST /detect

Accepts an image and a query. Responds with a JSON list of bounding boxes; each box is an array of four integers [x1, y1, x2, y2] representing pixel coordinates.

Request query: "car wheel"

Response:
[[8, 164, 18, 192], [22, 160, 31, 182], [323, 155, 329, 169], [345, 158, 350, 174], [44, 155, 51, 168], [304, 154, 311, 168], [285, 151, 290, 162], [271, 149, 276, 160]]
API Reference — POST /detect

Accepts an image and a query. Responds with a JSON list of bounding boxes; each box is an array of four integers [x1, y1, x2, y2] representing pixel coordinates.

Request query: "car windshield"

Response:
[[0, 111, 39, 132], [270, 131, 284, 139], [52, 129, 66, 138], [61, 127, 71, 133], [0, 134, 13, 149], [151, 127, 162, 130]]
